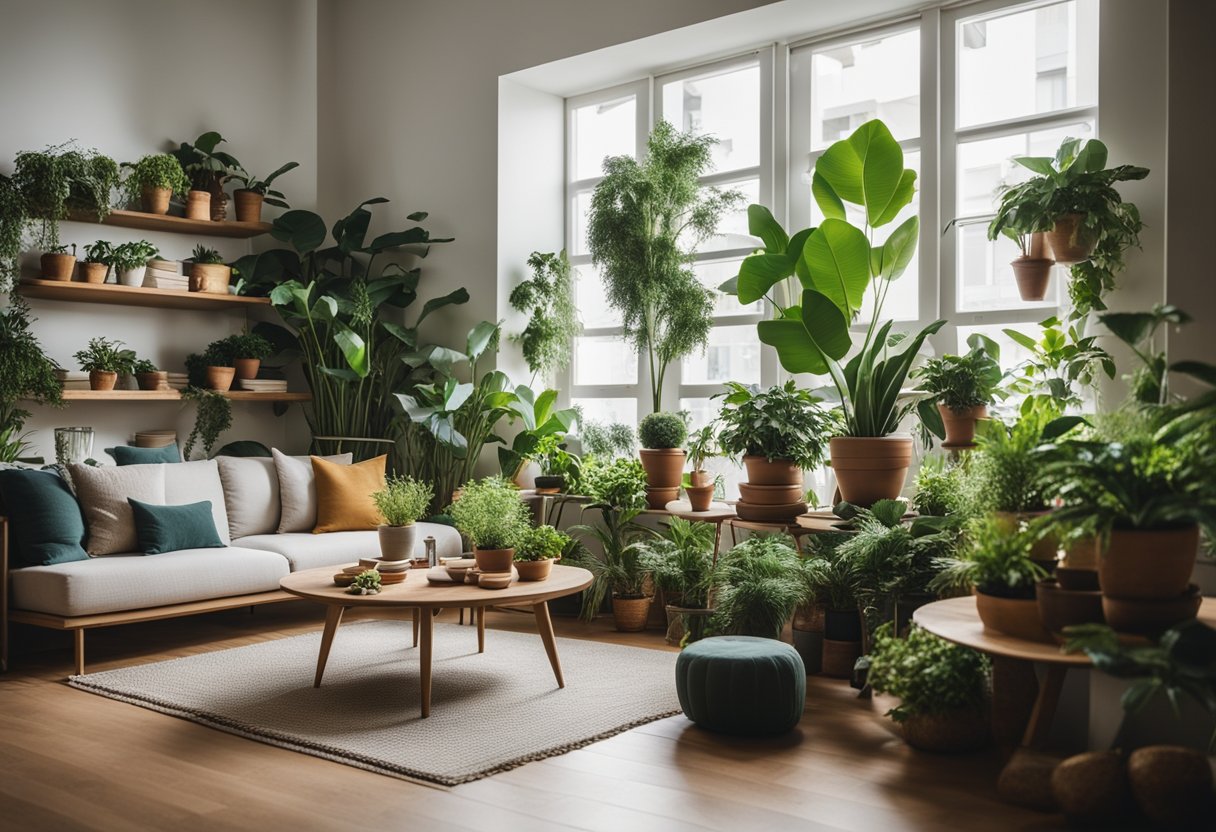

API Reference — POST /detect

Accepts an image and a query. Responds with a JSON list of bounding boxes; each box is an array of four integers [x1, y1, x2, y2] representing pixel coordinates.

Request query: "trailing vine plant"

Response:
[[0, 174, 25, 291], [12, 141, 119, 250], [181, 387, 233, 459]]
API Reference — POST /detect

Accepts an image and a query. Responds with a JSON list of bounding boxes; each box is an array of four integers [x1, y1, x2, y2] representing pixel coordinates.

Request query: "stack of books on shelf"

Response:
[[238, 378, 288, 393], [166, 373, 189, 391], [145, 259, 189, 291], [55, 371, 92, 391]]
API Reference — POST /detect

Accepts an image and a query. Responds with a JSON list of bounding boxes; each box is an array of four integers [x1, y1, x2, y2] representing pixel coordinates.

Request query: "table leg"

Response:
[[533, 601, 564, 688], [712, 522, 723, 567], [314, 605, 346, 688], [412, 608, 419, 648], [419, 604, 434, 718], [477, 606, 485, 653], [1022, 664, 1069, 749]]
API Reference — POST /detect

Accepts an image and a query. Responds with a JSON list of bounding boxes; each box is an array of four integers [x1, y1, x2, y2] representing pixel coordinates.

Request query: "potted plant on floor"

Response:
[[509, 249, 581, 384], [450, 476, 532, 573], [868, 623, 991, 753], [79, 241, 114, 284], [914, 334, 1005, 447], [725, 120, 944, 507], [637, 411, 687, 509], [804, 533, 863, 678], [227, 162, 298, 223], [188, 245, 230, 293], [132, 358, 168, 391], [111, 240, 157, 287], [74, 337, 135, 391], [716, 380, 837, 520], [121, 153, 191, 215], [514, 524, 570, 582], [40, 243, 76, 281], [641, 517, 716, 644], [710, 534, 810, 640], [13, 142, 119, 251], [371, 475, 434, 562], [0, 297, 61, 462]]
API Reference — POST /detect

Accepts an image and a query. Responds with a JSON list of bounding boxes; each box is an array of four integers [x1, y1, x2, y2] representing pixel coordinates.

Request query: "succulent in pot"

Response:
[[371, 475, 433, 562], [110, 240, 158, 287], [513, 524, 570, 582], [132, 358, 168, 391], [227, 162, 298, 223], [188, 244, 230, 294], [449, 476, 531, 573], [74, 337, 135, 391], [637, 411, 687, 505], [79, 241, 114, 284], [914, 333, 1006, 447], [40, 243, 76, 282], [641, 518, 716, 644], [121, 153, 190, 215]]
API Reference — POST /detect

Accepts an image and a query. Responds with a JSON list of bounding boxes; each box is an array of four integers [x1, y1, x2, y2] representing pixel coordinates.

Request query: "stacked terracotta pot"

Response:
[[1097, 527, 1202, 636], [639, 447, 685, 510], [734, 456, 806, 523]]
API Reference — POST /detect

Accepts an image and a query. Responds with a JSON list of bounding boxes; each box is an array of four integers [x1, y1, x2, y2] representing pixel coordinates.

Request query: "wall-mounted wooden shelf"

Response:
[[18, 279, 270, 311], [52, 390, 310, 403], [69, 209, 271, 239]]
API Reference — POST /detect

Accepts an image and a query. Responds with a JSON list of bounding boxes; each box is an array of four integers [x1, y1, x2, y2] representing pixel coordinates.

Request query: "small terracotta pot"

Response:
[[612, 595, 651, 632], [938, 402, 987, 447], [639, 448, 686, 489], [141, 186, 171, 215], [206, 366, 236, 392], [1102, 584, 1201, 637], [1045, 213, 1097, 264], [41, 252, 76, 281], [829, 435, 913, 507], [684, 483, 714, 512], [88, 370, 118, 391], [77, 262, 109, 284], [1010, 257, 1054, 301], [1036, 579, 1104, 641], [821, 638, 861, 679], [378, 523, 418, 561], [185, 189, 212, 221], [738, 482, 803, 505], [645, 485, 679, 510], [901, 709, 991, 753], [233, 189, 264, 223], [689, 469, 713, 488], [234, 358, 261, 380], [514, 558, 554, 582], [743, 456, 803, 486], [474, 547, 514, 573], [1098, 526, 1199, 601], [136, 371, 169, 391], [975, 591, 1052, 643], [190, 263, 231, 294]]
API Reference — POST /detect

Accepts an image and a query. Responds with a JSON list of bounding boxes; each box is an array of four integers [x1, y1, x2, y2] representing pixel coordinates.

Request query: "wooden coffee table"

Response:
[[280, 564, 593, 717]]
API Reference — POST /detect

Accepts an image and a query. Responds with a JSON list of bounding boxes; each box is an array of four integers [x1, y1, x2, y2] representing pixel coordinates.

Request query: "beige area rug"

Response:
[[69, 621, 681, 787]]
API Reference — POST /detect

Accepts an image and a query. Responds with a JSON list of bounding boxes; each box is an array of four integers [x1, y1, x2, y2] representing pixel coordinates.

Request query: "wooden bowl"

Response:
[[478, 572, 513, 590], [444, 558, 477, 582]]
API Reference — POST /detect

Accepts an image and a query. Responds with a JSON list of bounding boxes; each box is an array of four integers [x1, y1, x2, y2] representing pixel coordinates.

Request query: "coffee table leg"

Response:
[[314, 605, 346, 688], [477, 606, 485, 653], [1022, 664, 1068, 749], [412, 608, 419, 648], [533, 601, 564, 688], [419, 604, 434, 718]]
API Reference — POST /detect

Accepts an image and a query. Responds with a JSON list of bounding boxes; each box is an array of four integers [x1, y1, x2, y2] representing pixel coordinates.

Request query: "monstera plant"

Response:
[[723, 119, 943, 506]]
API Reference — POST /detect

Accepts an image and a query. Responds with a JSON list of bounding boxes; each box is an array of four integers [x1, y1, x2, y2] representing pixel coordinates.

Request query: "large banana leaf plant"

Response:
[[241, 198, 466, 463], [723, 119, 944, 437]]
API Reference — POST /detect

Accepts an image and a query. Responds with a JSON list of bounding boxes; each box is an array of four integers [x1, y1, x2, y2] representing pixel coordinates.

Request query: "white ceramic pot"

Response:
[[118, 266, 147, 287], [378, 523, 418, 562]]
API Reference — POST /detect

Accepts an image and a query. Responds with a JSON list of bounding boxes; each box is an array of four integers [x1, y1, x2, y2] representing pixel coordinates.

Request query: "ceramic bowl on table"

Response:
[[478, 572, 513, 590], [444, 558, 477, 583]]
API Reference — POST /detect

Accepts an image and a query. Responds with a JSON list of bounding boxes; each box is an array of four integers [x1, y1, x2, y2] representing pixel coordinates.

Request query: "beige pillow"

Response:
[[164, 459, 231, 545], [273, 449, 353, 533], [216, 456, 281, 539], [70, 463, 167, 555]]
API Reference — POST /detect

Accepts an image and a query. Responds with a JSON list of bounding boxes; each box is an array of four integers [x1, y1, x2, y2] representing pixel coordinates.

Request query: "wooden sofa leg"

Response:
[[74, 629, 85, 676]]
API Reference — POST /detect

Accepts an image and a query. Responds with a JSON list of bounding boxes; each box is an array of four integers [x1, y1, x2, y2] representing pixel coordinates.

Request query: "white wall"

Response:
[[0, 0, 318, 461]]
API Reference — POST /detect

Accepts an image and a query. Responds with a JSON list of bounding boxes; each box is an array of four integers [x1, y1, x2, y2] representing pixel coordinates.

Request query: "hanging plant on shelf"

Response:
[[11, 141, 119, 251], [181, 386, 233, 459]]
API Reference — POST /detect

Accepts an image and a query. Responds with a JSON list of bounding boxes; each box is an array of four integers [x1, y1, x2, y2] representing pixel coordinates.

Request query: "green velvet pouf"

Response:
[[675, 636, 806, 736]]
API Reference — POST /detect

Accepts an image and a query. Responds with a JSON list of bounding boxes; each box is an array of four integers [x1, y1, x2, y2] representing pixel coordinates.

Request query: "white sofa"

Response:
[[2, 455, 462, 673]]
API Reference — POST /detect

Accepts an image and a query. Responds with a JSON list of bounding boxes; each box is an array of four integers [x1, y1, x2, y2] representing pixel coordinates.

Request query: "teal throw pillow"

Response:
[[107, 444, 181, 465], [0, 469, 90, 567], [128, 498, 224, 555]]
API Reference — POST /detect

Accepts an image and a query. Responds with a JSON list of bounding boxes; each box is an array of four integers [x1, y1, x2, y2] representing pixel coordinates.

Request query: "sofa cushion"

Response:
[[164, 459, 231, 546], [235, 522, 463, 571], [273, 450, 353, 534], [0, 469, 89, 567], [130, 499, 225, 555], [312, 454, 387, 533], [69, 463, 166, 555], [216, 456, 280, 538], [106, 444, 181, 465], [9, 546, 290, 617]]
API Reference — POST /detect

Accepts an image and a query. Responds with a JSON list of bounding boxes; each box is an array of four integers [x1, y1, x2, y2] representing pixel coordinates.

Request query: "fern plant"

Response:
[[710, 535, 811, 639]]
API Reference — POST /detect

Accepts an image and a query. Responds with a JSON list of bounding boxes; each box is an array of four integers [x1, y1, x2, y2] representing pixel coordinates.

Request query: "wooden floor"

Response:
[[0, 602, 1068, 832]]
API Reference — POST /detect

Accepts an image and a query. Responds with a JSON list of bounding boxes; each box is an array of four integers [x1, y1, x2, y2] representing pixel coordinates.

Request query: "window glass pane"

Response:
[[662, 63, 760, 174], [573, 397, 637, 430], [957, 0, 1098, 128], [956, 223, 1059, 312], [682, 325, 762, 386], [810, 28, 920, 151], [572, 95, 636, 180], [694, 178, 760, 252], [695, 259, 761, 317], [957, 121, 1095, 215], [574, 263, 622, 329], [571, 189, 593, 256], [574, 336, 637, 385]]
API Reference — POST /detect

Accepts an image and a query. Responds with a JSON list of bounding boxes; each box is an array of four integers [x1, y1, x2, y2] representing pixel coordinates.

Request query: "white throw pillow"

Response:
[[164, 459, 231, 546], [216, 456, 281, 539], [272, 449, 353, 534], [69, 463, 167, 555]]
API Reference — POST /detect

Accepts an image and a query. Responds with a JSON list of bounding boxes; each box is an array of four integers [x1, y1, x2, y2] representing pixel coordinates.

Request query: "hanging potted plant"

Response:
[[710, 535, 811, 640], [514, 524, 570, 582], [74, 337, 135, 392], [641, 517, 716, 644], [187, 244, 230, 294], [40, 243, 76, 281], [450, 476, 532, 573], [111, 240, 158, 287], [132, 358, 168, 391], [226, 162, 298, 223], [914, 333, 1006, 447], [171, 131, 241, 221], [371, 475, 433, 562], [79, 241, 114, 284], [121, 153, 191, 215], [637, 411, 687, 509]]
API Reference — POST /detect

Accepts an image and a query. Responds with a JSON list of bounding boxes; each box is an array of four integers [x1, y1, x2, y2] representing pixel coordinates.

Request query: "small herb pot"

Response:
[[378, 523, 418, 562], [185, 189, 212, 221], [234, 358, 261, 380], [141, 186, 172, 215], [40, 252, 76, 281], [206, 366, 236, 392], [136, 371, 169, 391], [117, 266, 146, 287], [684, 483, 714, 512], [514, 558, 554, 582], [233, 189, 264, 223], [89, 370, 118, 391], [473, 547, 514, 573], [77, 262, 109, 284]]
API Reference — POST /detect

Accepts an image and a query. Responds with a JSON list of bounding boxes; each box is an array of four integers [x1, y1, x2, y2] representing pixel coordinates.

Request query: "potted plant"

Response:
[[227, 162, 298, 223], [371, 475, 434, 562], [74, 337, 135, 391], [0, 298, 61, 462], [13, 141, 118, 251], [111, 240, 158, 287], [198, 337, 237, 392], [514, 524, 570, 582], [132, 358, 168, 391], [40, 243, 76, 281], [121, 153, 190, 215], [497, 386, 578, 486], [911, 455, 967, 517], [682, 425, 718, 511], [535, 441, 580, 495], [710, 535, 810, 640], [587, 121, 743, 412], [1005, 229, 1055, 302], [914, 334, 1005, 447], [641, 517, 716, 644], [637, 411, 687, 509], [716, 381, 837, 520], [726, 120, 943, 507], [449, 476, 532, 573], [509, 249, 581, 383], [171, 131, 241, 221], [188, 244, 230, 294], [868, 623, 991, 753], [215, 332, 273, 380], [79, 241, 114, 284]]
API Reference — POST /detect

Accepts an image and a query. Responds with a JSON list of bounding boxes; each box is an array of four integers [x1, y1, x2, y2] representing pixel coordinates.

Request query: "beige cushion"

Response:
[[235, 523, 463, 571], [216, 456, 280, 538], [164, 459, 231, 546], [70, 463, 166, 555], [272, 450, 352, 533], [9, 546, 290, 617]]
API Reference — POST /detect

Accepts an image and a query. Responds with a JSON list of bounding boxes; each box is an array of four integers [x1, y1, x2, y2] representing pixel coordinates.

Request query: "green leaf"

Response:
[[801, 289, 852, 361], [270, 210, 327, 255], [1041, 415, 1087, 441], [814, 119, 905, 226], [811, 171, 845, 220], [1171, 360, 1216, 387], [878, 215, 919, 281], [1011, 155, 1056, 177], [802, 218, 871, 317], [718, 275, 739, 295], [380, 321, 416, 347], [1003, 328, 1039, 352], [407, 211, 429, 221], [466, 321, 498, 360], [758, 318, 829, 375], [318, 365, 361, 382], [1099, 311, 1157, 347], [443, 380, 474, 412], [872, 168, 917, 228], [417, 287, 470, 324], [311, 295, 338, 321], [333, 326, 369, 378], [747, 204, 789, 253], [367, 226, 431, 252], [917, 398, 945, 440], [737, 252, 793, 304]]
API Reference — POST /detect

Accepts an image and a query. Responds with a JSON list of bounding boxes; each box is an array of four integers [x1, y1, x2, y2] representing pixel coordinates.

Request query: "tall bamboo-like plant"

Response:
[[587, 121, 743, 412]]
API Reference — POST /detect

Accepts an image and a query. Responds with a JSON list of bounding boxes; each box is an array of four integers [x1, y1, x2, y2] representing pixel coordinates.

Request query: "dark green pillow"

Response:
[[0, 469, 89, 567], [106, 444, 181, 465], [128, 498, 224, 555]]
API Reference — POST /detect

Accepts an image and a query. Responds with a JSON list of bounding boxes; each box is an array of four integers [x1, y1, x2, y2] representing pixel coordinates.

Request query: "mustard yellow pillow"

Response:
[[311, 454, 388, 533]]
